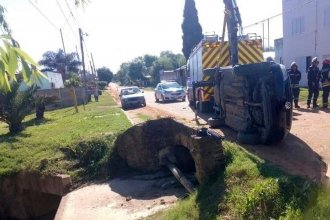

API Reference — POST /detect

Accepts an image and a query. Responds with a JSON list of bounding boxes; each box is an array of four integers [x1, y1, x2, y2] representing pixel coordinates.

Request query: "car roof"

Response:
[[121, 86, 139, 90], [159, 81, 179, 85]]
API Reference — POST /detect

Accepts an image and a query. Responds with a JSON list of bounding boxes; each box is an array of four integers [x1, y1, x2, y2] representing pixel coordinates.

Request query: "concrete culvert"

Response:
[[115, 118, 225, 183], [159, 145, 196, 173]]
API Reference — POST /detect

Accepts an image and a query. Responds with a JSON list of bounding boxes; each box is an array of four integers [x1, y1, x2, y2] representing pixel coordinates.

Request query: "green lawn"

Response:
[[299, 88, 323, 103], [0, 92, 131, 180], [149, 142, 330, 220]]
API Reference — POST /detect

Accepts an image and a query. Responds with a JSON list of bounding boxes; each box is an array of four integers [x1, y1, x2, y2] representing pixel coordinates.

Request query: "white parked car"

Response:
[[119, 86, 146, 110]]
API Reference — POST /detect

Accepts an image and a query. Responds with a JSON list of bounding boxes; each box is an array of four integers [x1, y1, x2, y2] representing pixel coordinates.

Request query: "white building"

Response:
[[20, 71, 64, 91], [40, 71, 64, 89], [282, 0, 330, 86]]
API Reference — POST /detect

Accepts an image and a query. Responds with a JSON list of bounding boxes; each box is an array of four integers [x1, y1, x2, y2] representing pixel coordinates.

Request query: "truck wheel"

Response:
[[198, 101, 210, 113], [208, 117, 225, 128], [237, 132, 261, 144], [189, 100, 195, 107]]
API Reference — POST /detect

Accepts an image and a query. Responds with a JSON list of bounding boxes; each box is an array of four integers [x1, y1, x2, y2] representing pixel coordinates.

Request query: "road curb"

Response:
[[121, 109, 135, 125]]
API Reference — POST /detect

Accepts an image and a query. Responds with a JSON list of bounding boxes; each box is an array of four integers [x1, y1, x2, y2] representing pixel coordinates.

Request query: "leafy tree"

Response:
[[114, 62, 132, 86], [114, 51, 186, 86], [128, 57, 145, 81], [0, 82, 36, 133], [64, 73, 82, 88], [0, 6, 45, 91], [39, 49, 81, 80], [144, 54, 157, 68], [181, 0, 203, 60], [96, 67, 113, 83]]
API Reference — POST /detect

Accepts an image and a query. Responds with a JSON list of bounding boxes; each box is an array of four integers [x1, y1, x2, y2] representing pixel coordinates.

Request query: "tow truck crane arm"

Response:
[[223, 0, 242, 65]]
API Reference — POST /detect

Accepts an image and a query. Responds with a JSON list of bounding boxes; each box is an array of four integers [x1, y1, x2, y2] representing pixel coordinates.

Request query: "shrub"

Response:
[[60, 135, 127, 182], [97, 81, 108, 90], [0, 82, 36, 133]]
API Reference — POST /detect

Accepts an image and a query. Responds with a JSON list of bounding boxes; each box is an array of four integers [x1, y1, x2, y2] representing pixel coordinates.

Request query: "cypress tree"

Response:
[[181, 0, 203, 60]]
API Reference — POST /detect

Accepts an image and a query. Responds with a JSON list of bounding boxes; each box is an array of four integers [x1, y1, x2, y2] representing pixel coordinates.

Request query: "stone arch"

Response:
[[115, 118, 224, 183]]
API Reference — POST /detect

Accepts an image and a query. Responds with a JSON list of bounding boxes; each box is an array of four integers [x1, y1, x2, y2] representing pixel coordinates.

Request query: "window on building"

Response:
[[292, 16, 305, 35], [325, 7, 330, 27]]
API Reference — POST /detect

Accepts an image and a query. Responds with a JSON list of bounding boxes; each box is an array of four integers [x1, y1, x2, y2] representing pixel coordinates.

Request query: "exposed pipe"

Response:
[[166, 163, 195, 193]]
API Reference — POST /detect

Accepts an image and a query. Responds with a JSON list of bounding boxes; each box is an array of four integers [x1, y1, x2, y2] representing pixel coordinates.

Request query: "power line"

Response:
[[242, 0, 315, 30], [243, 13, 281, 29], [55, 0, 79, 42], [64, 0, 81, 27], [28, 0, 59, 30]]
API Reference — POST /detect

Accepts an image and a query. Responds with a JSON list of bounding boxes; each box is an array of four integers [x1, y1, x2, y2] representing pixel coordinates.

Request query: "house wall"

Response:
[[45, 72, 64, 89], [35, 87, 88, 108], [282, 0, 330, 86]]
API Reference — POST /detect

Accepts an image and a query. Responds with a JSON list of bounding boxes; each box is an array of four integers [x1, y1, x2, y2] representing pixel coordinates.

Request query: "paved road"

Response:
[[143, 90, 212, 126]]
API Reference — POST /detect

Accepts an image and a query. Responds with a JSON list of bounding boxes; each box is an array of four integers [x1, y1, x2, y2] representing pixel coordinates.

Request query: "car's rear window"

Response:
[[162, 82, 180, 89], [121, 88, 140, 95]]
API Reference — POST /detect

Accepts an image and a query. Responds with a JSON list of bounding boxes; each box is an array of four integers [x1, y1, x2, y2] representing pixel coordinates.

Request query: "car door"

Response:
[[155, 84, 161, 99]]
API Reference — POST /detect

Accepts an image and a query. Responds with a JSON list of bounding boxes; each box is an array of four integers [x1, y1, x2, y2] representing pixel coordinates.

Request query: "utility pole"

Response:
[[262, 22, 265, 51], [79, 28, 86, 84], [267, 18, 270, 52], [60, 29, 67, 80], [60, 29, 67, 55], [79, 28, 87, 107], [90, 53, 97, 77]]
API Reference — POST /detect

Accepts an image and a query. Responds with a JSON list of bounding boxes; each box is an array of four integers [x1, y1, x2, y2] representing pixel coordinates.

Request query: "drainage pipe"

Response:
[[166, 163, 195, 193]]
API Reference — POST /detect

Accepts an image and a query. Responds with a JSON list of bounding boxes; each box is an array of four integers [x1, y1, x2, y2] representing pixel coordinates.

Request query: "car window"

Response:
[[162, 82, 180, 89], [121, 87, 140, 95]]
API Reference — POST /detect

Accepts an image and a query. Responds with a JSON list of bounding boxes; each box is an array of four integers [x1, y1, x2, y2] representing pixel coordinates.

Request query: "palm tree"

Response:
[[0, 82, 36, 133], [39, 49, 81, 80]]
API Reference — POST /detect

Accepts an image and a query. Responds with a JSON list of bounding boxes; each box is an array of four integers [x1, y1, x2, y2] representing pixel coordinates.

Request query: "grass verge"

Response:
[[149, 142, 330, 220], [136, 113, 153, 122], [0, 92, 131, 182], [299, 87, 323, 103]]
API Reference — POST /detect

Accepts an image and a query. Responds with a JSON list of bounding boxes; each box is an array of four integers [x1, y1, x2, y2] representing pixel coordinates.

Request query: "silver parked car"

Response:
[[120, 86, 146, 110], [154, 81, 186, 102]]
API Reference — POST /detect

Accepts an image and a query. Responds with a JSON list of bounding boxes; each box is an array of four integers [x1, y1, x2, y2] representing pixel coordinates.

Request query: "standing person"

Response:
[[94, 88, 99, 102], [321, 59, 330, 108], [307, 57, 321, 108], [288, 62, 302, 108]]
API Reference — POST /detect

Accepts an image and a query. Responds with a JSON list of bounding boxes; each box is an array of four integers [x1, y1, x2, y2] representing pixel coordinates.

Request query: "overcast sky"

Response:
[[2, 0, 282, 73]]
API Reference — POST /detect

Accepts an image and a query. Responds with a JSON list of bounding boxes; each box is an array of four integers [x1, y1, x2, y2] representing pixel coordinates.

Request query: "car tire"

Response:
[[155, 94, 159, 103], [121, 103, 126, 110], [143, 100, 146, 106], [161, 95, 166, 103], [182, 97, 186, 102]]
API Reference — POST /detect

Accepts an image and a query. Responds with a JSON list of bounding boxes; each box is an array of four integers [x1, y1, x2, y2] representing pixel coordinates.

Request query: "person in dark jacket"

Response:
[[307, 57, 321, 108], [321, 59, 330, 108], [288, 62, 302, 108]]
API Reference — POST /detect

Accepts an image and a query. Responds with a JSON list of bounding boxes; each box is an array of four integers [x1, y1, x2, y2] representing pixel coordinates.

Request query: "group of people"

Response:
[[288, 57, 330, 109]]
